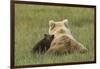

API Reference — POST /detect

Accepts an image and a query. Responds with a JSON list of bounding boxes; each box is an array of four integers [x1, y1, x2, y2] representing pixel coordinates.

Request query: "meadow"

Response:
[[15, 4, 95, 66]]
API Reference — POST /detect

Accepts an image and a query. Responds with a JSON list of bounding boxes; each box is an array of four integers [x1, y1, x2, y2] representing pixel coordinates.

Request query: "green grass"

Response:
[[15, 4, 95, 66]]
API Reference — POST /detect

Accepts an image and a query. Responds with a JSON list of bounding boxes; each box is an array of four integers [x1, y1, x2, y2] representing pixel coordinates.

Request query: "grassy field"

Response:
[[15, 4, 95, 66]]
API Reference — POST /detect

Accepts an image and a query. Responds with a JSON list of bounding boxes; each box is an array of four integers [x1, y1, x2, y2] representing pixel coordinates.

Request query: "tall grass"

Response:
[[15, 4, 95, 66]]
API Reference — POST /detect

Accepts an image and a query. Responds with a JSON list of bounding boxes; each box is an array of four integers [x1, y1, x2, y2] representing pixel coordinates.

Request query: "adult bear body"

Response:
[[46, 19, 87, 54]]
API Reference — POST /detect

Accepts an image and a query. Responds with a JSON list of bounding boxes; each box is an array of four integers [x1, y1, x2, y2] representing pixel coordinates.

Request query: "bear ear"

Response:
[[49, 20, 54, 26], [63, 19, 69, 28], [63, 19, 68, 24], [49, 20, 55, 30]]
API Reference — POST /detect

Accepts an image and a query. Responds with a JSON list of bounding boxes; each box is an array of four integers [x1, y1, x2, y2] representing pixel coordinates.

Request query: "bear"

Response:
[[45, 19, 88, 55], [32, 34, 54, 54]]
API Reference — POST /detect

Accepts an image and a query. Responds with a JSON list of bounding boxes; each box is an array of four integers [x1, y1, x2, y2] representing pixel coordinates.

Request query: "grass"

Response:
[[15, 4, 95, 66]]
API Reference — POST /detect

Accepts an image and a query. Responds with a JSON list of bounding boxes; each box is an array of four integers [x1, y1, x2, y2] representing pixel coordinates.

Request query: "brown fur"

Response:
[[46, 34, 87, 54], [46, 19, 87, 54]]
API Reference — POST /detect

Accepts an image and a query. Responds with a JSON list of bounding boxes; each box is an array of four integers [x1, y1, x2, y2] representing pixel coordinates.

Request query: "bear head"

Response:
[[43, 34, 54, 42], [48, 19, 71, 36]]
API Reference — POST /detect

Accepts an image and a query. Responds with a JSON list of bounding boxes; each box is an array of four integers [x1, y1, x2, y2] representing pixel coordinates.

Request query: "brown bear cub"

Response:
[[32, 34, 54, 54]]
